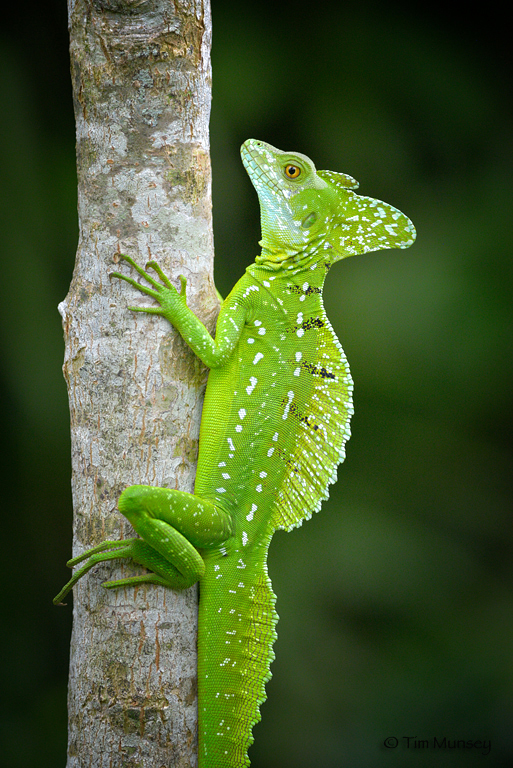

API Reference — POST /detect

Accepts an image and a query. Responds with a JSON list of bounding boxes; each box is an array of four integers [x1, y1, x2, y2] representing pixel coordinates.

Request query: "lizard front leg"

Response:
[[110, 254, 246, 369]]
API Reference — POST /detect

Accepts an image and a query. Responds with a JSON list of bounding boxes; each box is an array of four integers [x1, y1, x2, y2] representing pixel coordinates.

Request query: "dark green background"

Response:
[[1, 1, 512, 766]]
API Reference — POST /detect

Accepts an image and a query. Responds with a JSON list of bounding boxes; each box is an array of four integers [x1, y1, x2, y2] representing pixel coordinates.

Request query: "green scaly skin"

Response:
[[55, 140, 416, 767]]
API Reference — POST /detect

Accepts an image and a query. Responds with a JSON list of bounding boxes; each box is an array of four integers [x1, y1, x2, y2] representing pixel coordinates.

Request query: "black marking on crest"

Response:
[[301, 361, 336, 380], [287, 285, 322, 297], [280, 396, 320, 432], [289, 402, 320, 431], [273, 444, 300, 474], [286, 316, 325, 334]]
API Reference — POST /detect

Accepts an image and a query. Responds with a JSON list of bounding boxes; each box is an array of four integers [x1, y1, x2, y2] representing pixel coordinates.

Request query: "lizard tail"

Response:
[[197, 534, 276, 767]]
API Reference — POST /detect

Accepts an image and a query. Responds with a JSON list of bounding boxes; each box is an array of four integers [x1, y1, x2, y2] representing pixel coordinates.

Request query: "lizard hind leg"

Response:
[[116, 483, 233, 584], [118, 484, 234, 551], [53, 486, 232, 605]]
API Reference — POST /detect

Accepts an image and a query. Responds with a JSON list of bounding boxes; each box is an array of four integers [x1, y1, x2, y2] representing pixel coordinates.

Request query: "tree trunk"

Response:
[[60, 1, 215, 765]]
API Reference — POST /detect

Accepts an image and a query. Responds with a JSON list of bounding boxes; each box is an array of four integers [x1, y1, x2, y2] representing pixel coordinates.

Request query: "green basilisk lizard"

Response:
[[55, 139, 416, 767]]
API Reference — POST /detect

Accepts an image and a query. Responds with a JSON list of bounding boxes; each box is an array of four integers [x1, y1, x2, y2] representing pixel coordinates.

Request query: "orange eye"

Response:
[[284, 164, 301, 179]]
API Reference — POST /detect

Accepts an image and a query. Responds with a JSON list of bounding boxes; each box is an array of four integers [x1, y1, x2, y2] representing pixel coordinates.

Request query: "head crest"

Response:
[[317, 168, 416, 259], [317, 169, 359, 190]]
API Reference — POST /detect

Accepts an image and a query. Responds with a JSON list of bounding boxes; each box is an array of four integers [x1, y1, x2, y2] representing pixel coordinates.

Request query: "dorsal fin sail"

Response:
[[269, 307, 353, 532]]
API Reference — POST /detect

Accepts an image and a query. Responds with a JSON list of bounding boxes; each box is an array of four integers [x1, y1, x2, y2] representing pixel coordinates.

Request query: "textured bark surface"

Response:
[[60, 1, 215, 765]]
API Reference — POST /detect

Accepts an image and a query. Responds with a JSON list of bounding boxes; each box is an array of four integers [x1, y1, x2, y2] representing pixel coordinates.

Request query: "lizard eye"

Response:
[[284, 164, 301, 179]]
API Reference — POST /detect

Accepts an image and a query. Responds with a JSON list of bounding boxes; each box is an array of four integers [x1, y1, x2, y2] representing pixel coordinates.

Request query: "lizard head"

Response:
[[241, 139, 416, 268]]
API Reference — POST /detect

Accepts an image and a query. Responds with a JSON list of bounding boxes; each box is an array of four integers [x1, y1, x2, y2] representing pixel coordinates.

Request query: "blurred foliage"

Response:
[[0, 0, 511, 766]]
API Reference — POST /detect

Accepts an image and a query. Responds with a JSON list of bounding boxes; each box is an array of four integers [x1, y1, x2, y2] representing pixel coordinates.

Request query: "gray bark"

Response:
[[59, 1, 215, 765]]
